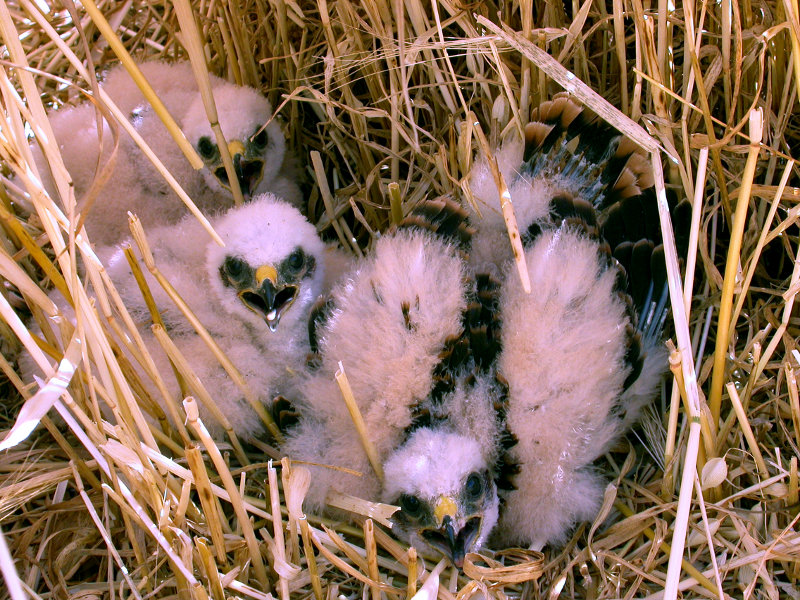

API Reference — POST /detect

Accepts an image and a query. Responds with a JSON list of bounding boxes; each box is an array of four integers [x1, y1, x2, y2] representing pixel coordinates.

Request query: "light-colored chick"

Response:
[[467, 94, 675, 550], [23, 194, 325, 439], [30, 61, 301, 246], [282, 199, 503, 565], [284, 96, 682, 565]]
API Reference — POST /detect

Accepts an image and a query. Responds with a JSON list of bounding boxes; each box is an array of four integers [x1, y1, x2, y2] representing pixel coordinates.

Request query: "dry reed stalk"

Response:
[[78, 0, 203, 170], [407, 547, 418, 599], [364, 519, 382, 600], [186, 445, 229, 562], [267, 460, 291, 600], [650, 151, 706, 599], [470, 120, 530, 294], [282, 458, 304, 566], [726, 383, 770, 480], [708, 109, 764, 425], [335, 360, 384, 483], [173, 0, 244, 206], [185, 397, 271, 591], [122, 244, 193, 433]]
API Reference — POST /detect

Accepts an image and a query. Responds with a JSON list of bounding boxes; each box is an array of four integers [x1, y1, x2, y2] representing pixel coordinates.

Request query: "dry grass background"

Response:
[[0, 0, 799, 598]]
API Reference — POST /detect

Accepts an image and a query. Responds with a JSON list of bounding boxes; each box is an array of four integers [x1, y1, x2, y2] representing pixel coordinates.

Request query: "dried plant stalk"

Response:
[[185, 398, 270, 591], [335, 361, 384, 483]]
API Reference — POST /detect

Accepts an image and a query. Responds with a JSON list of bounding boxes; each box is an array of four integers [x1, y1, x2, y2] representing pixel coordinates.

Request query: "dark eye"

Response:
[[399, 494, 422, 517], [465, 473, 483, 500], [197, 136, 218, 160], [221, 256, 249, 285], [286, 249, 304, 271], [251, 128, 268, 149]]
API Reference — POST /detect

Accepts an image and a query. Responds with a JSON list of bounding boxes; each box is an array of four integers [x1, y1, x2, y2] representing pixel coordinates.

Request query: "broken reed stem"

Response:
[[388, 182, 404, 226], [186, 445, 229, 563], [268, 461, 290, 600], [196, 538, 226, 600], [406, 547, 418, 600], [708, 108, 763, 425], [470, 118, 530, 294], [364, 520, 381, 600], [726, 383, 770, 480], [299, 516, 324, 600], [668, 345, 720, 501], [335, 361, 384, 483], [661, 382, 681, 499], [280, 459, 302, 567], [184, 398, 271, 592]]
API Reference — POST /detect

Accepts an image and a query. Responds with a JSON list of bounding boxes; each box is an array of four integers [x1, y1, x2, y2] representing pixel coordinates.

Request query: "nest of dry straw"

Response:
[[1, 0, 800, 598]]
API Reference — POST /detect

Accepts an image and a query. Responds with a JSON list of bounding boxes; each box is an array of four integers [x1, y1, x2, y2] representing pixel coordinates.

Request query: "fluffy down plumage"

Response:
[[283, 96, 685, 566], [282, 220, 471, 504], [29, 61, 301, 246], [282, 200, 504, 564], [22, 194, 326, 439]]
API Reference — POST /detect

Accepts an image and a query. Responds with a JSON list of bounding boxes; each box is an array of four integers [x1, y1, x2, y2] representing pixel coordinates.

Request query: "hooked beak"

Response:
[[420, 496, 482, 569], [212, 140, 266, 201], [237, 265, 298, 332]]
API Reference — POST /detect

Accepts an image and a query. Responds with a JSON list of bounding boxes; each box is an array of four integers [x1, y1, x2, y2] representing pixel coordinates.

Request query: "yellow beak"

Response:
[[255, 264, 277, 285], [433, 496, 458, 528], [228, 139, 246, 157]]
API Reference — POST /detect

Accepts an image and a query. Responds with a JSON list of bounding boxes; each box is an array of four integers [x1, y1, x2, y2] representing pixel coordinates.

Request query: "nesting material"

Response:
[[1, 1, 799, 599]]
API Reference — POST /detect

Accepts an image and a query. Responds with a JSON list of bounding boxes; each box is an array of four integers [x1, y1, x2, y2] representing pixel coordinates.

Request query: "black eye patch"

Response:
[[198, 136, 219, 161], [399, 494, 423, 518], [251, 127, 269, 150], [286, 249, 304, 271], [219, 256, 253, 288], [280, 248, 316, 282], [464, 472, 483, 501]]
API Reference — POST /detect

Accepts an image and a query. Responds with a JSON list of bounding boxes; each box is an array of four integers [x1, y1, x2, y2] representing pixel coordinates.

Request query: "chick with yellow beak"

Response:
[[382, 429, 499, 568], [198, 133, 268, 201], [219, 243, 314, 333], [184, 79, 302, 208]]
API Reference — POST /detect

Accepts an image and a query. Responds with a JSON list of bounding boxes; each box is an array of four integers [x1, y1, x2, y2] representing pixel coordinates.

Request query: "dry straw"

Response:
[[1, 0, 799, 599]]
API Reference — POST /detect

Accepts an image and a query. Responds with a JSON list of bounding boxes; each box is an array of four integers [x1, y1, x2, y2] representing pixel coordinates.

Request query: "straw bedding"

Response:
[[1, 0, 799, 598]]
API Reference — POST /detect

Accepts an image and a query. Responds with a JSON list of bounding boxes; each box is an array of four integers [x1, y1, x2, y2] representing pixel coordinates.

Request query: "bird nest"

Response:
[[1, 1, 799, 599]]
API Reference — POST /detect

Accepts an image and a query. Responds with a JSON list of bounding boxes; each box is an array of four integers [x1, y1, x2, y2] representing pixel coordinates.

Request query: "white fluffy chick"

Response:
[[285, 96, 686, 565], [31, 61, 301, 246], [282, 200, 504, 566], [23, 194, 325, 439], [466, 95, 685, 550]]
